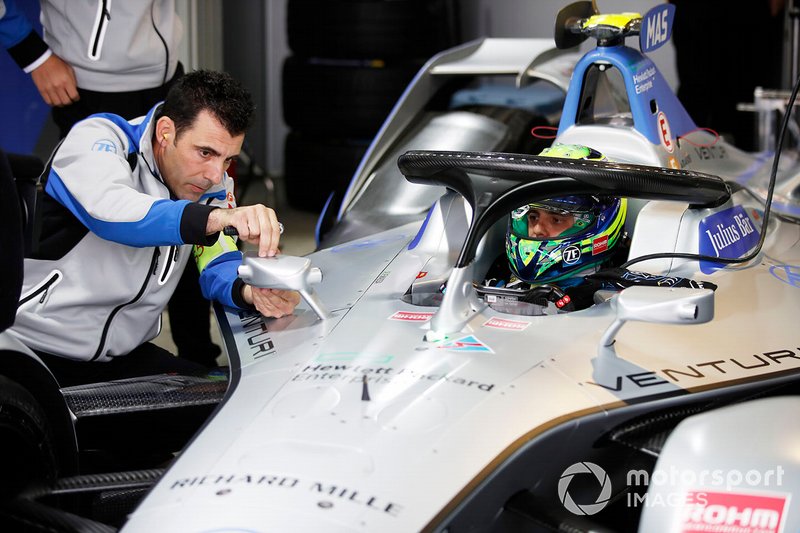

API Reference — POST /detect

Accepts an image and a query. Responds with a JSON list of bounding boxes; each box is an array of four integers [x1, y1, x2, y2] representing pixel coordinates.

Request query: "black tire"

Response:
[[0, 375, 58, 501], [287, 0, 457, 59], [282, 56, 420, 138], [284, 133, 369, 212]]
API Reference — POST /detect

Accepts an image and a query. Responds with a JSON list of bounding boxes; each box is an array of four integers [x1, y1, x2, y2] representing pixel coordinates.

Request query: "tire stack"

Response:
[[283, 0, 459, 213]]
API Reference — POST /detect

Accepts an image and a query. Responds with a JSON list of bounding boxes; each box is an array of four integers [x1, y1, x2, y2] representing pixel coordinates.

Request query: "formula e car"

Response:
[[5, 2, 800, 532]]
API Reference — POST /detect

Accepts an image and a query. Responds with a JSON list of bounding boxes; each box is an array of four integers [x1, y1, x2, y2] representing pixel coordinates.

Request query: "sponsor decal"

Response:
[[483, 317, 530, 331], [558, 462, 612, 515], [592, 235, 609, 255], [389, 311, 433, 322], [682, 491, 788, 533], [236, 309, 276, 360], [633, 66, 655, 95], [291, 362, 495, 391], [316, 352, 394, 364], [694, 144, 729, 161], [585, 347, 800, 391], [563, 245, 582, 265], [668, 155, 681, 169], [169, 474, 403, 516], [640, 4, 675, 53], [91, 139, 117, 153], [416, 271, 427, 279], [769, 264, 800, 288], [658, 111, 674, 153], [699, 206, 760, 273], [437, 334, 493, 353]]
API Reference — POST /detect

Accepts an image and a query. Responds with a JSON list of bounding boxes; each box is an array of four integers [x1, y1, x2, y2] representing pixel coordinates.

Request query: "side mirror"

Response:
[[599, 286, 714, 350], [237, 253, 331, 320]]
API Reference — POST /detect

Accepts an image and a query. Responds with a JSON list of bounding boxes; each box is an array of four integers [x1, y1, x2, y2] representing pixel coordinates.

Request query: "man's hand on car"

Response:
[[242, 285, 301, 318]]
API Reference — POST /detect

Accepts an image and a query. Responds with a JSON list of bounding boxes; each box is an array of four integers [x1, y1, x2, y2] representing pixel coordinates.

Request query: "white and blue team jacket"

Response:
[[9, 104, 247, 362], [0, 0, 182, 91]]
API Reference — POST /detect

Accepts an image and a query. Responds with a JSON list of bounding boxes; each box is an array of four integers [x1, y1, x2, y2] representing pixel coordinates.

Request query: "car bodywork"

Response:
[[121, 3, 800, 533], [3, 3, 800, 532]]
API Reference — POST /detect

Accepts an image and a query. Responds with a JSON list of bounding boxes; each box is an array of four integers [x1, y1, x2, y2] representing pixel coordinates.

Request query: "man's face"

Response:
[[157, 110, 244, 201], [527, 208, 575, 238]]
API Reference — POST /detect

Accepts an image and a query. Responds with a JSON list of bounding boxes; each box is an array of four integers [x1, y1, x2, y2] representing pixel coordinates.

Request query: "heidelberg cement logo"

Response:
[[558, 462, 612, 515]]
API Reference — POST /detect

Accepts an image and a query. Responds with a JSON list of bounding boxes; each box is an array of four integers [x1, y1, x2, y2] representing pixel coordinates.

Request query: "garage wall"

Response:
[[261, 0, 677, 178]]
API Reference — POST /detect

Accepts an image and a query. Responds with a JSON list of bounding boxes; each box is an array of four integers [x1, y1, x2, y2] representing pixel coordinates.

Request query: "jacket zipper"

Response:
[[91, 247, 159, 361], [88, 0, 111, 61], [150, 0, 170, 84], [18, 270, 63, 309], [158, 246, 179, 285]]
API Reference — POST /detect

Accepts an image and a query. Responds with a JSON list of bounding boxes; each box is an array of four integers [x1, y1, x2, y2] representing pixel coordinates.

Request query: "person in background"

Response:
[[0, 0, 224, 368], [8, 70, 300, 387]]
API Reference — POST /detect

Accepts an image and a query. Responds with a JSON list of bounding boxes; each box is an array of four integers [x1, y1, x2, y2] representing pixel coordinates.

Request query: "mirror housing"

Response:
[[237, 253, 331, 320], [599, 286, 714, 349]]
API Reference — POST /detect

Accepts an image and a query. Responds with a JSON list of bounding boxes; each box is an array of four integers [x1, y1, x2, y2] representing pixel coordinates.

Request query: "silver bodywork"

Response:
[[123, 31, 800, 533], [123, 188, 800, 532]]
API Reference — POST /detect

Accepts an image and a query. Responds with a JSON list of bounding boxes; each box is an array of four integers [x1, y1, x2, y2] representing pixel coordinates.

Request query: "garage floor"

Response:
[[152, 174, 319, 364]]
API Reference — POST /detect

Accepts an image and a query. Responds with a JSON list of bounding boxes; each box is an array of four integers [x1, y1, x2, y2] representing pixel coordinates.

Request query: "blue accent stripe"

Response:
[[0, 0, 35, 48], [408, 204, 435, 250], [733, 151, 773, 184], [199, 250, 243, 308], [315, 192, 335, 247], [45, 172, 190, 246], [89, 107, 157, 154], [558, 45, 696, 145]]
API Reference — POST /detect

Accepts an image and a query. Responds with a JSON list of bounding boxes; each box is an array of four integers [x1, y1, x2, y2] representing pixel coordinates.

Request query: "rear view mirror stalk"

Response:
[[237, 253, 331, 320], [599, 286, 714, 355]]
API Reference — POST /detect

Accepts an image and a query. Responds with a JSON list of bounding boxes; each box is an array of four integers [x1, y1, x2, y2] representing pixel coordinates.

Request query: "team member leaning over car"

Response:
[[482, 143, 714, 312], [8, 70, 300, 387]]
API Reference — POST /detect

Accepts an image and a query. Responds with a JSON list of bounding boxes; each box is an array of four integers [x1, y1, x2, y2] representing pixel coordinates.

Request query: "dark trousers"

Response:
[[167, 263, 221, 367], [35, 342, 210, 389]]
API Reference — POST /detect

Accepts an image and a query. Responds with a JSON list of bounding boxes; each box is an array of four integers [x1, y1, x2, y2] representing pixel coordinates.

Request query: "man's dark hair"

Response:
[[159, 69, 255, 137]]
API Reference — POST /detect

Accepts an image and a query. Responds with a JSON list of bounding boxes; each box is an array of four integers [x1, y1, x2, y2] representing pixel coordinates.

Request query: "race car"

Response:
[[121, 3, 800, 532], [4, 2, 800, 532]]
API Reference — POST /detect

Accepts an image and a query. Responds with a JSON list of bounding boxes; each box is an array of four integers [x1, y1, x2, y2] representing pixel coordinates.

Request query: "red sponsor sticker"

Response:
[[389, 311, 434, 322], [682, 491, 788, 533], [483, 317, 530, 331], [416, 271, 428, 279], [658, 111, 675, 153], [592, 235, 609, 255]]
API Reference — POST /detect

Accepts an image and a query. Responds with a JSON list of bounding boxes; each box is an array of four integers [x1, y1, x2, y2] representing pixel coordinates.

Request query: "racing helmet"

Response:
[[505, 143, 627, 284]]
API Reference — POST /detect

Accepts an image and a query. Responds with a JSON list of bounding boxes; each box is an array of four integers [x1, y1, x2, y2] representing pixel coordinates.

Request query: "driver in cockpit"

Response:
[[481, 143, 712, 312]]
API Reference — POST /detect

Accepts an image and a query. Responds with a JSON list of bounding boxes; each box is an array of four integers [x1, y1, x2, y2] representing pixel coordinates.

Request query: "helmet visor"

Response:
[[510, 197, 597, 240]]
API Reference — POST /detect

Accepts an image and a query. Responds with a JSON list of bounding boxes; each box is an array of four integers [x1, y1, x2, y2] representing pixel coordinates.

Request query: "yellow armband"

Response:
[[194, 233, 239, 273]]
